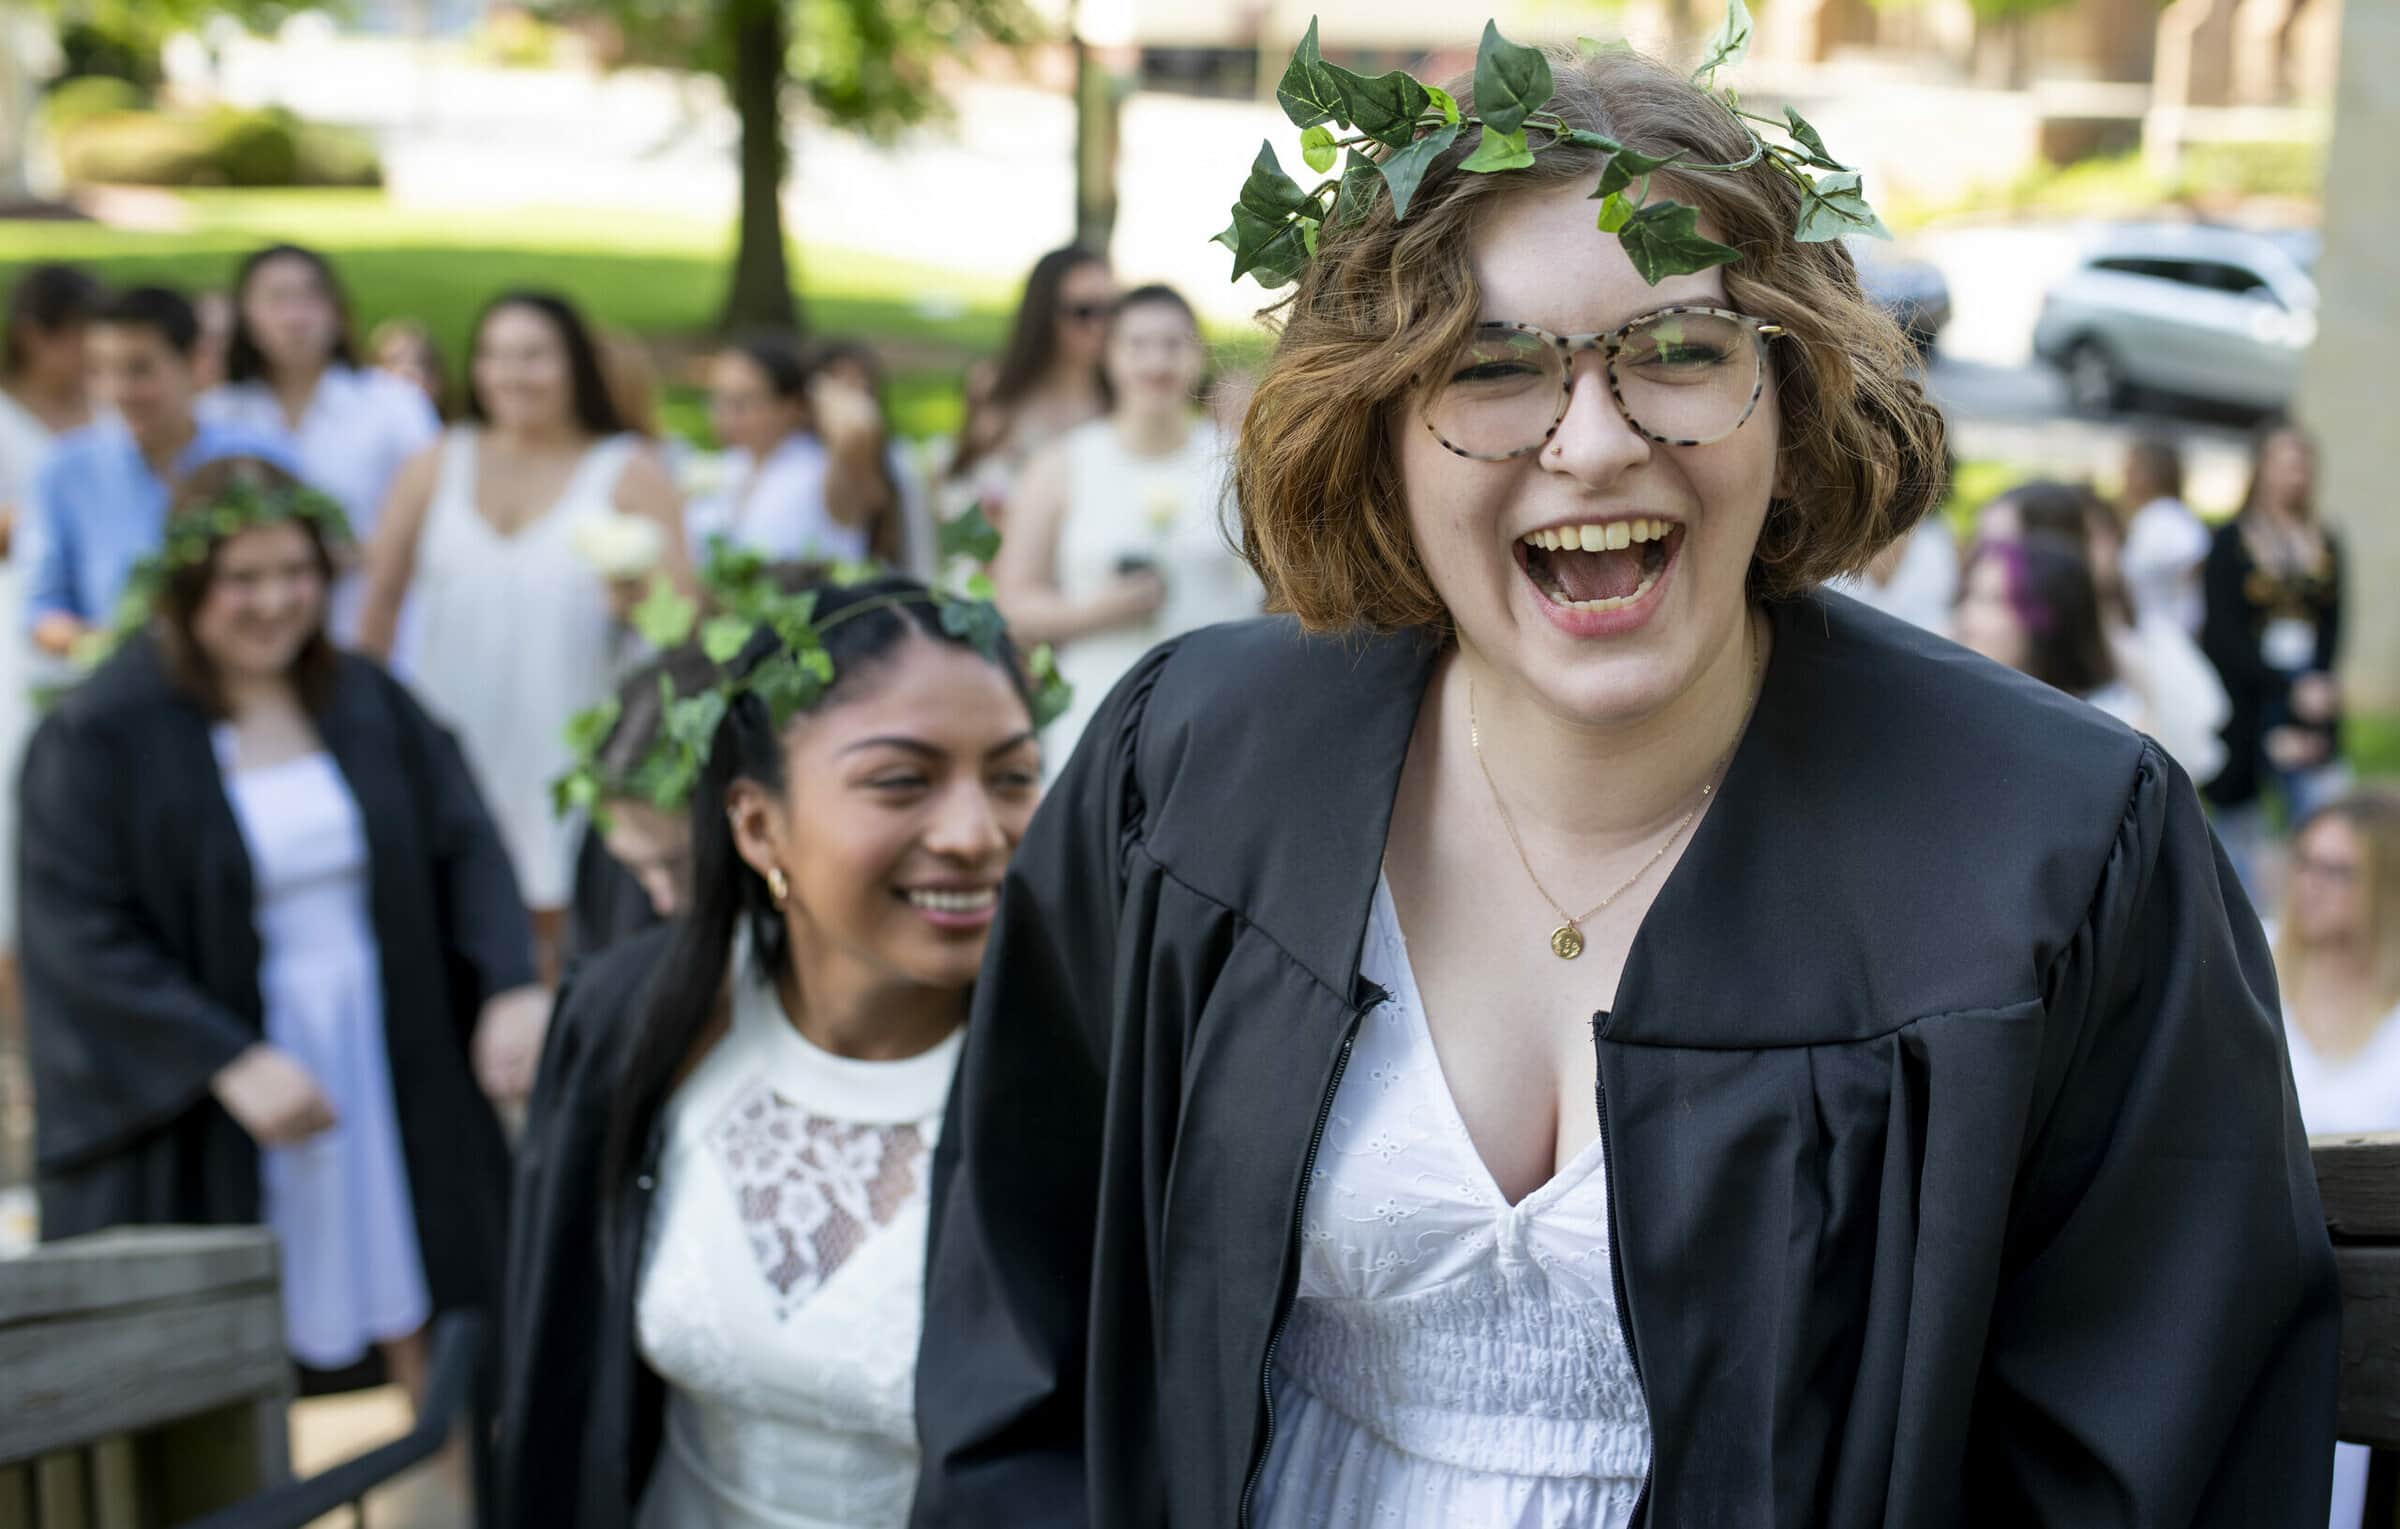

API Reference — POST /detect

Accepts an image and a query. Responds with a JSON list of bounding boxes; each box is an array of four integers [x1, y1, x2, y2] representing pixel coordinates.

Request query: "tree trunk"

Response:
[[720, 0, 800, 334], [1072, 36, 1123, 253]]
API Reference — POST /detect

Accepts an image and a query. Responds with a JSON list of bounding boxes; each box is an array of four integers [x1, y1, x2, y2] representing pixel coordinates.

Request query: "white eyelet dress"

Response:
[[1252, 878, 1650, 1529]]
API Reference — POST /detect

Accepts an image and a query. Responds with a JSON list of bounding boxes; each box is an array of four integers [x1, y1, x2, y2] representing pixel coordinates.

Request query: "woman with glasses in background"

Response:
[[941, 247, 1114, 529], [915, 39, 2336, 1528]]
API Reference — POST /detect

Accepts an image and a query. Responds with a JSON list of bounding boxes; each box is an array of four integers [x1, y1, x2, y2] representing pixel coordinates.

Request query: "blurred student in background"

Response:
[[2117, 433, 2209, 638], [2273, 787, 2400, 1529], [991, 284, 1258, 771], [1955, 532, 2125, 715], [942, 246, 1113, 526], [370, 318, 449, 419], [561, 641, 717, 963], [24, 287, 284, 659], [22, 455, 539, 1403], [360, 290, 691, 971], [202, 244, 442, 644], [692, 336, 898, 565], [810, 337, 926, 573], [1990, 479, 2227, 784], [2202, 421, 2345, 892], [0, 265, 99, 521]]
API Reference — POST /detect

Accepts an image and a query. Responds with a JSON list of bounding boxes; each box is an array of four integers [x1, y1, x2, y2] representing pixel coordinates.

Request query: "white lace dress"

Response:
[[633, 945, 961, 1529], [1253, 878, 1650, 1529]]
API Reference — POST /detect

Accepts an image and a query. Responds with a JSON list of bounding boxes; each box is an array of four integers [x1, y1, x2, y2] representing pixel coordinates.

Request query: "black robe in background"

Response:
[[913, 594, 2340, 1528], [20, 633, 535, 1324]]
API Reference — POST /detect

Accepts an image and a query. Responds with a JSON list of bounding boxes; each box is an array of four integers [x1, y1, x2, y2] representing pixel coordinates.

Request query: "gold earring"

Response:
[[765, 866, 789, 904]]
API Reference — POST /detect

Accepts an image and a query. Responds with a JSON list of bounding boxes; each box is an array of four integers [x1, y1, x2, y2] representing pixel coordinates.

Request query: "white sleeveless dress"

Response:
[[219, 738, 429, 1369], [634, 939, 959, 1529], [408, 427, 638, 909], [1044, 417, 1258, 773], [1254, 877, 1651, 1528]]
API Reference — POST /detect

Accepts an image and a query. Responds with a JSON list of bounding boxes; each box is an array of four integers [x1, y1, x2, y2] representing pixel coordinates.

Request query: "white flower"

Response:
[[569, 511, 665, 579]]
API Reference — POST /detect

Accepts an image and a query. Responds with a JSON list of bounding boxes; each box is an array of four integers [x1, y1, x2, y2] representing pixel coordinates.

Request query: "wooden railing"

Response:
[[0, 1226, 291, 1527]]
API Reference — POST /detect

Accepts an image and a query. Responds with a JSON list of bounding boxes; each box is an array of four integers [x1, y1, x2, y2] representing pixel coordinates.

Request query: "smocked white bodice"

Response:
[[1253, 878, 1650, 1527]]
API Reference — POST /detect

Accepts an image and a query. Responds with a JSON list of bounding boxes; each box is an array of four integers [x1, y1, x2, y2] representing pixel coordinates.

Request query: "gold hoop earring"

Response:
[[765, 866, 789, 905]]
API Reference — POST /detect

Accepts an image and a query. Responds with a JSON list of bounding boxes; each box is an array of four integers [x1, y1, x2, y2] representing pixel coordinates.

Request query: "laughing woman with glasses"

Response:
[[914, 34, 2337, 1529]]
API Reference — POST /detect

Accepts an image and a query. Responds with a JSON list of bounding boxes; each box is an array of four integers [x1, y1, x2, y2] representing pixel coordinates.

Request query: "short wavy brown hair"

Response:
[[1234, 47, 1948, 632]]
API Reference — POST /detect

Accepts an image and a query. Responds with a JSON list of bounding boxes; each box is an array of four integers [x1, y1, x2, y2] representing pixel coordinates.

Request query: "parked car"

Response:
[[2031, 223, 2318, 416], [1848, 235, 1951, 353]]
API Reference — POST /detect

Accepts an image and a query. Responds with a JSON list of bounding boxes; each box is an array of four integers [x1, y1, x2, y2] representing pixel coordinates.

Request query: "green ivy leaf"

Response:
[[1300, 124, 1338, 174], [1692, 0, 1754, 85], [1459, 124, 1535, 174], [1591, 144, 1678, 201], [964, 571, 998, 601], [751, 657, 825, 725], [1376, 121, 1460, 223], [562, 694, 623, 757], [663, 689, 728, 754], [1238, 139, 1316, 220], [1424, 83, 1461, 125], [1577, 34, 1633, 59], [828, 559, 881, 586], [1615, 198, 1743, 284], [1560, 127, 1623, 154], [630, 576, 698, 649], [936, 503, 1003, 564], [1028, 644, 1073, 730], [1274, 17, 1342, 128], [1594, 190, 1633, 233], [1219, 203, 1316, 287], [1795, 170, 1892, 242], [1473, 20, 1554, 136], [699, 614, 753, 664], [939, 597, 1009, 661], [1321, 64, 1432, 150], [1782, 106, 1847, 171], [1333, 148, 1383, 227]]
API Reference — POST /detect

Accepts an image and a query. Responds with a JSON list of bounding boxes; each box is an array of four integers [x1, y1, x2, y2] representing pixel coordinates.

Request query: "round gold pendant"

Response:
[[1549, 923, 1585, 960]]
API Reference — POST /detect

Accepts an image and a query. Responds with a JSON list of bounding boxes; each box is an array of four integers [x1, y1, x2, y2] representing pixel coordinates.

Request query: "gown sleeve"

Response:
[[385, 671, 537, 1008], [17, 711, 256, 1165], [910, 639, 1184, 1529], [493, 952, 623, 1528], [1965, 741, 2341, 1525]]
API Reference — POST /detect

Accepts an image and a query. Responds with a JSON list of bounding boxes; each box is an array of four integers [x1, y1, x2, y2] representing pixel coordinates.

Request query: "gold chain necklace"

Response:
[[1467, 624, 1760, 960]]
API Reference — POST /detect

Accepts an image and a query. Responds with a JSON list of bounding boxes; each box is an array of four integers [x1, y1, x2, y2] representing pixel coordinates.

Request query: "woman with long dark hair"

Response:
[[202, 243, 441, 643], [942, 246, 1114, 524], [21, 454, 539, 1404], [2202, 419, 2345, 890], [691, 336, 899, 565], [359, 290, 692, 981], [497, 573, 1044, 1528]]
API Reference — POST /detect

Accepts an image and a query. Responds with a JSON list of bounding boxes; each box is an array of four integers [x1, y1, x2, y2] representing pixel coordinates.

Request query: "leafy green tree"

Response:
[[548, 0, 1041, 332]]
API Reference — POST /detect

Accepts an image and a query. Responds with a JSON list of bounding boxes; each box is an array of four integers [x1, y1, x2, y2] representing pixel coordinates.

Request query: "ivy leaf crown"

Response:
[[1216, 0, 1889, 290], [551, 516, 1072, 827], [90, 473, 353, 666]]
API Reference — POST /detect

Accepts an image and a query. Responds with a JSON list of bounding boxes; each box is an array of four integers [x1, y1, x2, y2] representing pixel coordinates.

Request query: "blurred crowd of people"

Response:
[[0, 230, 2384, 1524]]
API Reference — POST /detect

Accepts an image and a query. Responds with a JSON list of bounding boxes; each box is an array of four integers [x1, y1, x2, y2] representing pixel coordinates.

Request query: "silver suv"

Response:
[[2031, 223, 2317, 416]]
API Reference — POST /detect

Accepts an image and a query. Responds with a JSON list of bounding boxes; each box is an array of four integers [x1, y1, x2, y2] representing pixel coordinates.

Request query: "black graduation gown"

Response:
[[21, 633, 535, 1326], [2198, 517, 2343, 809], [492, 923, 676, 1529], [913, 593, 2340, 1528]]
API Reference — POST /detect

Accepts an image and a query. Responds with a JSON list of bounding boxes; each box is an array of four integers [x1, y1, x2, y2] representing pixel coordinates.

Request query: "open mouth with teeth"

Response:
[[901, 887, 999, 916], [1517, 518, 1684, 612]]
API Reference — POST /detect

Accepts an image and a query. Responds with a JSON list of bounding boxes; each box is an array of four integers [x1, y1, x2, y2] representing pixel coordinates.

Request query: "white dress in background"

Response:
[[1825, 519, 1958, 637], [202, 366, 442, 652], [218, 736, 430, 1369], [683, 433, 869, 566], [1045, 417, 1259, 771], [408, 427, 638, 910], [1254, 878, 1651, 1529], [2120, 495, 2212, 638], [0, 390, 55, 950], [634, 938, 961, 1529]]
